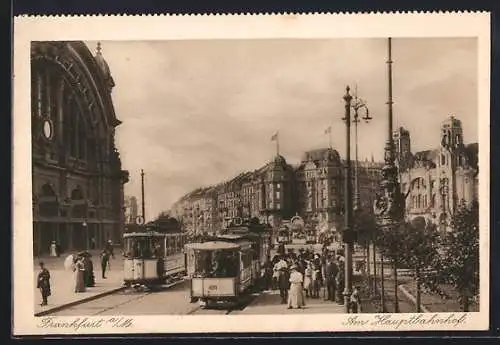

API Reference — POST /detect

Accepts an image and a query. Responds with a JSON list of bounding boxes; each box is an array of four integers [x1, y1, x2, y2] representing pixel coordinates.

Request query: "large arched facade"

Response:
[[31, 41, 129, 256]]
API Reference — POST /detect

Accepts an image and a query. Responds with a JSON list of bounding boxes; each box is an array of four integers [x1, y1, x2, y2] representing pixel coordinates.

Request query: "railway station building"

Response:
[[31, 41, 129, 256]]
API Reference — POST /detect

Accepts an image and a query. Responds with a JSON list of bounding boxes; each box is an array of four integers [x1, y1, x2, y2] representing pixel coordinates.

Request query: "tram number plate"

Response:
[[208, 285, 218, 291]]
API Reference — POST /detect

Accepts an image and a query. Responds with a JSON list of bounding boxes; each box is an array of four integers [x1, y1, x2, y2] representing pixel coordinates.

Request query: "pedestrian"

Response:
[[324, 256, 338, 302], [106, 240, 115, 259], [303, 261, 313, 298], [73, 256, 86, 293], [336, 262, 345, 304], [83, 255, 95, 287], [350, 285, 362, 313], [311, 263, 321, 298], [56, 242, 61, 257], [100, 249, 110, 279], [277, 267, 290, 304], [287, 265, 305, 309], [50, 241, 57, 257], [36, 261, 51, 306]]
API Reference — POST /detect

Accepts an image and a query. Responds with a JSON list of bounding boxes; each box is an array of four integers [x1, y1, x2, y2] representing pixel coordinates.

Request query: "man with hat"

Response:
[[36, 261, 51, 306]]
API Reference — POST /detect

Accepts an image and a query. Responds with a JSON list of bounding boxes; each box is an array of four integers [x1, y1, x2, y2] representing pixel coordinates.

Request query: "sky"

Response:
[[85, 38, 478, 221]]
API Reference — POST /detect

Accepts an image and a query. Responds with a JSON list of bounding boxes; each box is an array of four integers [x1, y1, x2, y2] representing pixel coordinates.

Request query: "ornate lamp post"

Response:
[[373, 37, 406, 313], [342, 86, 354, 312], [352, 91, 372, 212]]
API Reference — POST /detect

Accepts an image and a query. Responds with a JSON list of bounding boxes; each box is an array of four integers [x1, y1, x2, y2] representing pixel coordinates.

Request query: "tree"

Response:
[[399, 217, 440, 312], [433, 200, 479, 312], [375, 222, 407, 313]]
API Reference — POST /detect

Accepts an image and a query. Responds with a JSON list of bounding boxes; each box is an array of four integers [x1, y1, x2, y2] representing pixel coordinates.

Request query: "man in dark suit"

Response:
[[324, 256, 338, 302]]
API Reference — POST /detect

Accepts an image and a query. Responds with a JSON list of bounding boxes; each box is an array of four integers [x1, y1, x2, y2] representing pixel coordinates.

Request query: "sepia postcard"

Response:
[[13, 12, 490, 335]]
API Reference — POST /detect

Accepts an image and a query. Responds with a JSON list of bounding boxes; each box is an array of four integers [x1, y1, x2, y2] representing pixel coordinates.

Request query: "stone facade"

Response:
[[394, 116, 478, 230], [31, 41, 129, 255], [170, 148, 382, 236]]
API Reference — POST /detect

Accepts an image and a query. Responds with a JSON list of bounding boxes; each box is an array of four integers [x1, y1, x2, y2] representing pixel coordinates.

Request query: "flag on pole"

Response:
[[324, 126, 332, 135], [271, 131, 278, 141]]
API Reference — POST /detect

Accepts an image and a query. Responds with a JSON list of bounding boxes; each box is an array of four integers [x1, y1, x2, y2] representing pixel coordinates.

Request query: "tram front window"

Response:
[[193, 250, 238, 278], [123, 237, 153, 259]]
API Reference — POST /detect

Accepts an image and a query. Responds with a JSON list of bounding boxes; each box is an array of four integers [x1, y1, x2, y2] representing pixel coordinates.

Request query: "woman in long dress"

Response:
[[303, 262, 313, 298], [73, 257, 86, 293], [287, 265, 305, 309]]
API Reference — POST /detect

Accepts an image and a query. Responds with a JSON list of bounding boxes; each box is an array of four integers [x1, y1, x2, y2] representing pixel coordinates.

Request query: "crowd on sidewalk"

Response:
[[261, 246, 361, 312], [35, 240, 116, 307]]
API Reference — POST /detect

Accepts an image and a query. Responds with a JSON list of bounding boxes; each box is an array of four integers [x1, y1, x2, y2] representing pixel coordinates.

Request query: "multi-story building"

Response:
[[31, 41, 129, 255], [169, 150, 381, 238], [124, 196, 138, 223], [394, 116, 478, 231], [295, 148, 343, 232]]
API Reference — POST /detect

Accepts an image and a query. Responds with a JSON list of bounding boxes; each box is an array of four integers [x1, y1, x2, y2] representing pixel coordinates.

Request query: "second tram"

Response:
[[123, 219, 187, 288]]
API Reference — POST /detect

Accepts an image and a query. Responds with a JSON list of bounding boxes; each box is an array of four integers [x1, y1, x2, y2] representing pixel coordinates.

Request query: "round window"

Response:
[[42, 119, 53, 140]]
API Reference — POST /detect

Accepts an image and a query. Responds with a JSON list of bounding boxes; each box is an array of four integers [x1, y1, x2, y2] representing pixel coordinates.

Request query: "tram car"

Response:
[[123, 217, 188, 288], [184, 218, 271, 307]]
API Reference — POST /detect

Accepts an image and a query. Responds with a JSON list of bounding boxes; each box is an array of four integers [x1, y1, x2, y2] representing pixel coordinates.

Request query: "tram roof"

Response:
[[184, 241, 240, 250], [123, 231, 166, 237]]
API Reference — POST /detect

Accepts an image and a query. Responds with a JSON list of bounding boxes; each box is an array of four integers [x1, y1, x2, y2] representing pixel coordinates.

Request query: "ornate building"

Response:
[[31, 41, 129, 255], [295, 148, 343, 232], [169, 149, 381, 237], [394, 116, 478, 230]]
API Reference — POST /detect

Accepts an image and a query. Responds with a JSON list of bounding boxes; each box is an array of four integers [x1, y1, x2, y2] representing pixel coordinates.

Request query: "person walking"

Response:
[[36, 261, 51, 306], [325, 256, 339, 302], [350, 285, 362, 313], [287, 265, 305, 309], [100, 249, 110, 279], [303, 262, 313, 298], [277, 264, 290, 304], [73, 256, 86, 293]]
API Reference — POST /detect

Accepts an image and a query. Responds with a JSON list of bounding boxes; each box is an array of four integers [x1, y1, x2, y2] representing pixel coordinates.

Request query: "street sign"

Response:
[[136, 216, 145, 225]]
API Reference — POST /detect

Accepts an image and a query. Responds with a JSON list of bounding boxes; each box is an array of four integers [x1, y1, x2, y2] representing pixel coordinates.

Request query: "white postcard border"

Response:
[[13, 12, 491, 335]]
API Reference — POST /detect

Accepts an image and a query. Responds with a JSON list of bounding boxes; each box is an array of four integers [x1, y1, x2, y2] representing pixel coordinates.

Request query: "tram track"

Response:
[[43, 278, 188, 316]]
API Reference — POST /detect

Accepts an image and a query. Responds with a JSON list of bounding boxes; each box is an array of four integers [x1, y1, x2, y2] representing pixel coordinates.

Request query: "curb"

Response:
[[35, 286, 127, 317], [398, 284, 431, 313]]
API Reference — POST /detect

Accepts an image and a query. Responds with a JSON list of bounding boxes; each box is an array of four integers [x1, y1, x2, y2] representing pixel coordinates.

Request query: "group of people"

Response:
[[262, 247, 361, 312], [36, 240, 115, 307]]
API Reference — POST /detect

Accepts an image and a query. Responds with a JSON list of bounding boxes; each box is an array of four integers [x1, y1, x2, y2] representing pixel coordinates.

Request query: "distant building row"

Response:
[[170, 147, 383, 236], [171, 116, 478, 236]]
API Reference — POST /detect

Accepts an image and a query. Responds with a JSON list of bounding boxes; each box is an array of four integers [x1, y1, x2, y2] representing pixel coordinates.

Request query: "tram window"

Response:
[[167, 237, 174, 256], [151, 237, 164, 258], [173, 236, 178, 254], [211, 250, 238, 278]]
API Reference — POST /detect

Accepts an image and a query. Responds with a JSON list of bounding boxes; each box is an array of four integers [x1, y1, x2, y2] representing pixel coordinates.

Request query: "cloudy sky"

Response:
[[86, 38, 477, 221]]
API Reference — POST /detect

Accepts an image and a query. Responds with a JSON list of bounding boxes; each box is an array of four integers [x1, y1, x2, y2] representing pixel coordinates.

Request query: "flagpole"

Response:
[[329, 131, 332, 149], [277, 132, 280, 155]]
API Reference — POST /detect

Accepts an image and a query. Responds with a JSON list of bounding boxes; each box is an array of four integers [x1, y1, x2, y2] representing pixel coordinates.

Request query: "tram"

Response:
[[123, 217, 187, 288], [184, 217, 271, 307]]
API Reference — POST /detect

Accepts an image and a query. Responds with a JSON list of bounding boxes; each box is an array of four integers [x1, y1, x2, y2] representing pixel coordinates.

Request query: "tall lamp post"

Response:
[[352, 90, 372, 213], [342, 86, 354, 313], [373, 37, 406, 313], [351, 89, 372, 292]]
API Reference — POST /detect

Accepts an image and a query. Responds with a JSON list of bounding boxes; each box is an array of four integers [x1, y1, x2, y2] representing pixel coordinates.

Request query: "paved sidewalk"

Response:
[[33, 251, 125, 316], [236, 290, 345, 314]]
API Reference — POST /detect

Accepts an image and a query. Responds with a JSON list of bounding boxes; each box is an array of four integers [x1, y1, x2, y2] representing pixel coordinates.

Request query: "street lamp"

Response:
[[373, 37, 406, 313], [342, 86, 354, 313], [351, 90, 372, 213]]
